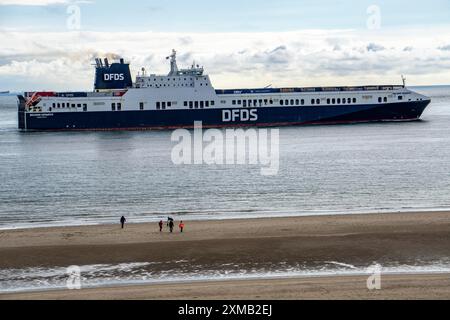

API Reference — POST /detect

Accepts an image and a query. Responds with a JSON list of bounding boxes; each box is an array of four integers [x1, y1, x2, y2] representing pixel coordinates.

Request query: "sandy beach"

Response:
[[1, 211, 450, 299], [2, 273, 450, 300]]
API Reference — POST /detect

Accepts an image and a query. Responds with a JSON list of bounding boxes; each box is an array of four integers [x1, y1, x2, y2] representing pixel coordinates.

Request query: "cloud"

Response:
[[0, 28, 450, 91], [0, 0, 68, 5], [438, 45, 450, 51], [0, 0, 91, 5], [366, 43, 385, 52]]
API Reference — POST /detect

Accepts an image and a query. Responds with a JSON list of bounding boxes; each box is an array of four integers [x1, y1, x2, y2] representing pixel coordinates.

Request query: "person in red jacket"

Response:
[[158, 220, 163, 232], [179, 221, 185, 233]]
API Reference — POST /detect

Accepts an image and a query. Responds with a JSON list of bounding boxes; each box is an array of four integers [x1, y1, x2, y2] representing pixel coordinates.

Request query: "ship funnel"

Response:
[[94, 57, 133, 90]]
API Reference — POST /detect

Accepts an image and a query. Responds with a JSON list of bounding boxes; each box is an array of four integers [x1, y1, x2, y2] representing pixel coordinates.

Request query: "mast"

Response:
[[167, 49, 179, 76], [401, 75, 407, 88]]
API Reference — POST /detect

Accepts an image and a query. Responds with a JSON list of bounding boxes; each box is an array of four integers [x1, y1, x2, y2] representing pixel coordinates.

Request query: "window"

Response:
[[162, 102, 166, 109], [112, 103, 116, 111], [83, 104, 87, 112], [156, 102, 160, 110], [184, 101, 188, 107], [290, 99, 294, 105], [189, 101, 193, 109], [327, 98, 330, 104], [200, 101, 204, 109], [77, 104, 81, 108], [378, 97, 382, 103], [259, 99, 263, 106], [140, 102, 144, 110], [248, 100, 252, 107], [348, 98, 351, 104], [57, 103, 60, 108], [117, 103, 122, 111], [195, 101, 199, 109], [254, 100, 258, 106], [72, 104, 76, 108], [316, 99, 320, 105], [342, 98, 346, 104], [264, 99, 268, 105], [384, 97, 388, 103], [205, 101, 209, 107], [332, 99, 336, 104], [211, 101, 215, 106], [53, 103, 56, 108], [301, 99, 305, 105], [295, 99, 299, 105], [167, 102, 172, 107], [238, 100, 242, 105], [311, 99, 315, 105], [398, 96, 403, 101], [232, 100, 236, 105], [353, 98, 357, 103], [285, 100, 289, 106], [337, 98, 341, 104], [280, 100, 284, 106]]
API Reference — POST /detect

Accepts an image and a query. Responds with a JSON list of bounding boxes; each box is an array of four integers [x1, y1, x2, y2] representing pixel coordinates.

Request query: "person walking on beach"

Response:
[[167, 217, 174, 227], [169, 219, 174, 233], [120, 216, 126, 229], [159, 220, 164, 232], [179, 221, 185, 233]]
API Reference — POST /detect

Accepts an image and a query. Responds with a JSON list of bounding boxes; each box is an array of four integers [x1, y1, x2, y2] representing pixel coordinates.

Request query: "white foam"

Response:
[[1, 260, 450, 294]]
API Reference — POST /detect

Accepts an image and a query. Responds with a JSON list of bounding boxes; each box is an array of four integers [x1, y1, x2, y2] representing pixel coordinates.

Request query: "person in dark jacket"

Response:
[[120, 216, 126, 229], [159, 220, 164, 232], [169, 220, 174, 233]]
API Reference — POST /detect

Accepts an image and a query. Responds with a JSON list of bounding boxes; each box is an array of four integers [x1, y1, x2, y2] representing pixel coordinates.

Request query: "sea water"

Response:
[[0, 86, 449, 229]]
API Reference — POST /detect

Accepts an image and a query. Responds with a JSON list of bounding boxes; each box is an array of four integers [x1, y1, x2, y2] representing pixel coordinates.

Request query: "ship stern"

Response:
[[17, 95, 26, 130]]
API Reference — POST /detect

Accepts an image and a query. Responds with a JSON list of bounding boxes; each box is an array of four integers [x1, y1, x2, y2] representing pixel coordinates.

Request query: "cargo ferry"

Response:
[[18, 50, 431, 131]]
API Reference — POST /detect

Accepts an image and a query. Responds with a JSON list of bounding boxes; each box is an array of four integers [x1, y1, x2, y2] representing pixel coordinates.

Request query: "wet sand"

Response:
[[2, 273, 450, 300], [0, 211, 450, 299]]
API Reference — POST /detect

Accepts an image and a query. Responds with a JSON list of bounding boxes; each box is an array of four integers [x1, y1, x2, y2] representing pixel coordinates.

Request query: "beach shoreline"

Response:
[[1, 211, 449, 299], [2, 273, 450, 300]]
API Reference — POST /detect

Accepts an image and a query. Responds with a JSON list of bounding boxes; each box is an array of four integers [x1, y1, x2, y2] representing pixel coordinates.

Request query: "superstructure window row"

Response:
[[233, 99, 275, 107], [326, 98, 357, 105], [111, 103, 122, 111], [52, 102, 87, 110], [156, 101, 173, 110], [184, 100, 215, 109], [280, 99, 306, 106]]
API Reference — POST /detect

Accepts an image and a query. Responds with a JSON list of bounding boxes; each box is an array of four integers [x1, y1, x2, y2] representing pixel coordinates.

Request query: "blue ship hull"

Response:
[[19, 100, 430, 131]]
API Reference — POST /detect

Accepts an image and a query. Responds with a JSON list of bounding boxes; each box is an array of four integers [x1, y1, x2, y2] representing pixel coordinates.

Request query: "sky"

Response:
[[0, 0, 449, 91]]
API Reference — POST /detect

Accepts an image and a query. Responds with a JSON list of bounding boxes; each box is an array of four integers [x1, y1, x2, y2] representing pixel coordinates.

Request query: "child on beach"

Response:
[[179, 221, 185, 233]]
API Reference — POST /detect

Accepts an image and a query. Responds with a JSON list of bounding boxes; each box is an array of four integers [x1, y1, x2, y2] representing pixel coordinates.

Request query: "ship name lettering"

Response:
[[222, 109, 258, 122]]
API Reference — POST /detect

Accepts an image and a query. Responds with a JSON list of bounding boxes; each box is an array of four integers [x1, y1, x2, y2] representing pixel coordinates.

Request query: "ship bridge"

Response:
[[135, 50, 210, 89]]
